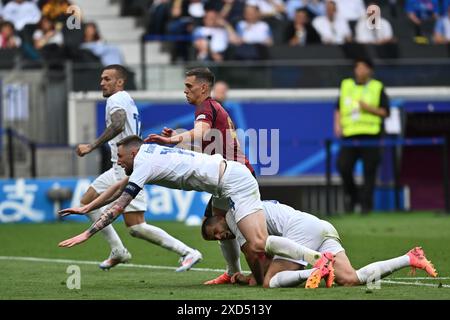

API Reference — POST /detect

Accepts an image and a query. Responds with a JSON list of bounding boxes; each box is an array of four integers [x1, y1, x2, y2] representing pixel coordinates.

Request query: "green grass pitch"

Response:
[[1, 212, 449, 300]]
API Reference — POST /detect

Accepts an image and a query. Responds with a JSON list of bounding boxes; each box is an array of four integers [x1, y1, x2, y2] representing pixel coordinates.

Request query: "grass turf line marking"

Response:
[[0, 255, 225, 273], [388, 276, 450, 280], [1, 256, 449, 288], [381, 279, 450, 288]]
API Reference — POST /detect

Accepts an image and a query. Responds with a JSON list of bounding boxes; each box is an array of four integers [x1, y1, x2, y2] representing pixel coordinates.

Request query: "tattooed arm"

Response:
[[86, 192, 133, 236], [76, 109, 126, 157], [58, 192, 133, 248], [58, 177, 129, 217]]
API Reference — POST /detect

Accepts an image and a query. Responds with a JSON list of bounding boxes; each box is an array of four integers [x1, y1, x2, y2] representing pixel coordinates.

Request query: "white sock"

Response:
[[128, 223, 192, 256], [265, 235, 322, 265], [219, 239, 242, 276], [87, 208, 124, 250], [356, 255, 410, 284], [269, 269, 315, 288]]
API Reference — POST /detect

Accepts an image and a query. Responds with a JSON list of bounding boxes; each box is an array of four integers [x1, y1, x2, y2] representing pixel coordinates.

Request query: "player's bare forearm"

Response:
[[58, 190, 131, 248], [90, 109, 126, 150], [242, 243, 270, 285], [87, 178, 129, 212], [87, 192, 133, 236], [245, 255, 266, 285]]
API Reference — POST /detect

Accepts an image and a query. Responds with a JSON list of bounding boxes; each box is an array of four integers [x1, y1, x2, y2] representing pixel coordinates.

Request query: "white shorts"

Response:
[[216, 161, 263, 223], [273, 219, 345, 266], [91, 164, 147, 213]]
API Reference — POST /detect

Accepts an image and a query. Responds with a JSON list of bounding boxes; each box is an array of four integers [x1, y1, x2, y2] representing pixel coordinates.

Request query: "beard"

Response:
[[125, 167, 133, 176]]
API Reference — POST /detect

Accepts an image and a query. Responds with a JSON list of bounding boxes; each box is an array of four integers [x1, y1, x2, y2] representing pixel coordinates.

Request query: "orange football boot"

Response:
[[407, 247, 438, 277], [305, 252, 335, 289], [204, 272, 232, 285]]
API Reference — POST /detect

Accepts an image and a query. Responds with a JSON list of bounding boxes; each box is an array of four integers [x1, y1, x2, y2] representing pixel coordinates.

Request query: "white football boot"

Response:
[[99, 247, 132, 270], [175, 249, 202, 272]]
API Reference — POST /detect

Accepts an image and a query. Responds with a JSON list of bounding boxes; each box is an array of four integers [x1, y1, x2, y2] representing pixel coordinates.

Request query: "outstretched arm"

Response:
[[58, 191, 134, 248], [59, 177, 129, 217], [145, 121, 211, 148], [76, 109, 126, 156]]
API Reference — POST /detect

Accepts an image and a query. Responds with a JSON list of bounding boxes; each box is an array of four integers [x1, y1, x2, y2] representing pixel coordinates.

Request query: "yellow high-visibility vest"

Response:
[[339, 78, 384, 137]]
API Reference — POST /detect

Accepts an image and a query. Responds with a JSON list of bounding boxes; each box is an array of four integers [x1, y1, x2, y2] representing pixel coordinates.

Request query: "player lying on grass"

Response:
[[202, 200, 438, 288], [58, 136, 331, 284]]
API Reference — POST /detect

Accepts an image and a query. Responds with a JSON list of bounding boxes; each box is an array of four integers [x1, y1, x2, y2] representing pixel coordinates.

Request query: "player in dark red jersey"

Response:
[[145, 67, 256, 284]]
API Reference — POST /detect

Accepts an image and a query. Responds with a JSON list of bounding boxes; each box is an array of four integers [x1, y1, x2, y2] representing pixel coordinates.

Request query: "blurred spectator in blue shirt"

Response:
[[80, 22, 124, 66], [405, 0, 440, 40], [285, 0, 325, 20], [433, 4, 450, 43], [441, 0, 450, 15]]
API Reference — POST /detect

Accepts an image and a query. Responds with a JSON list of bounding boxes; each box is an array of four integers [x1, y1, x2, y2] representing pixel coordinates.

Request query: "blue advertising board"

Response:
[[97, 98, 450, 177], [97, 100, 337, 176], [0, 178, 210, 224]]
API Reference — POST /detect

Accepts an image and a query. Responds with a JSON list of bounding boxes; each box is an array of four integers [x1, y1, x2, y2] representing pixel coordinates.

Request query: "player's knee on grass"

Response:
[[335, 271, 360, 286], [333, 252, 360, 286]]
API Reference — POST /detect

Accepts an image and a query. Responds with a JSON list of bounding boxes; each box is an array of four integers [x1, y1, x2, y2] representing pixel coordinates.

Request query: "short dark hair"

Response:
[[102, 64, 128, 84], [201, 215, 221, 240], [354, 57, 374, 70], [185, 67, 215, 88], [117, 135, 143, 149]]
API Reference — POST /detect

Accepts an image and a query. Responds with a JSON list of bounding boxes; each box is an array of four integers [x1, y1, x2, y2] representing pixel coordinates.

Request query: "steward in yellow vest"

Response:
[[334, 58, 390, 214]]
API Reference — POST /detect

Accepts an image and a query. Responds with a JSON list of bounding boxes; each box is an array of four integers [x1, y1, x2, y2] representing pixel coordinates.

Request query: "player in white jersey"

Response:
[[73, 65, 201, 272], [201, 200, 438, 288], [59, 135, 279, 284]]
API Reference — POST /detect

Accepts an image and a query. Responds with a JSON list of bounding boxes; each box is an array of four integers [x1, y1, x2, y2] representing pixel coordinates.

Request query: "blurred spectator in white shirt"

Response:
[[193, 10, 229, 61], [232, 5, 273, 45], [312, 0, 351, 44], [355, 3, 394, 44], [334, 0, 366, 32], [33, 16, 64, 50], [2, 0, 41, 31]]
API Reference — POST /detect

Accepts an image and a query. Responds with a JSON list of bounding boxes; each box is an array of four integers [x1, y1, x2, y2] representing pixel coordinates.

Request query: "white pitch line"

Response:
[[388, 277, 450, 280], [381, 279, 450, 288], [1, 256, 449, 289], [0, 256, 225, 273]]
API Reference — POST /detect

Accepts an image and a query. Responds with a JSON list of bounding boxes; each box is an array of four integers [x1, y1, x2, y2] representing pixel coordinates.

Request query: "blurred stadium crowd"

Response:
[[0, 0, 449, 67]]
